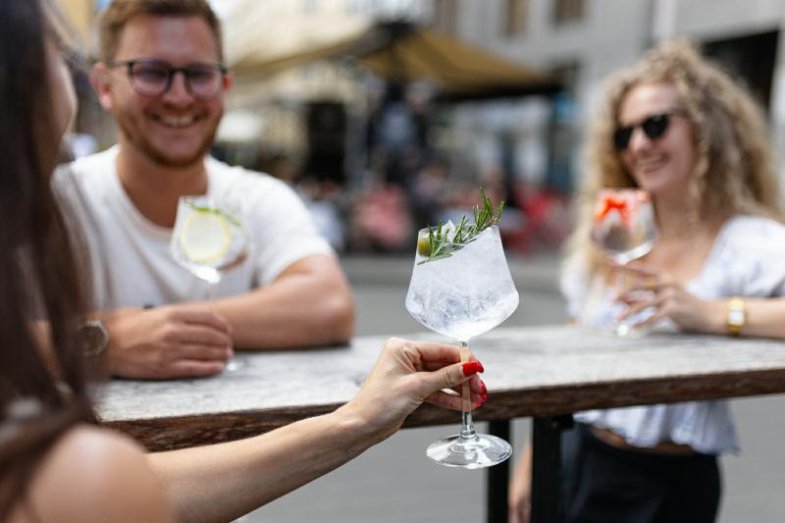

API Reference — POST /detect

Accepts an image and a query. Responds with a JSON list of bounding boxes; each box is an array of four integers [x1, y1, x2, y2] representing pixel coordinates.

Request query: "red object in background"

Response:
[[351, 185, 413, 252], [500, 188, 572, 255]]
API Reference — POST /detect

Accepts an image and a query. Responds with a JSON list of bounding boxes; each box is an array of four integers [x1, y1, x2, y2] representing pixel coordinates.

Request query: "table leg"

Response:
[[530, 416, 573, 523], [486, 420, 510, 523]]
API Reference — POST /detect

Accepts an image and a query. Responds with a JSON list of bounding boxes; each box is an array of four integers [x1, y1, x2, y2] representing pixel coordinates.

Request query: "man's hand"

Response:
[[101, 305, 233, 379]]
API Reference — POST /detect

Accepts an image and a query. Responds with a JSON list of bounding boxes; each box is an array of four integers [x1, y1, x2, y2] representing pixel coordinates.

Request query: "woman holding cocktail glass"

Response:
[[510, 41, 785, 523]]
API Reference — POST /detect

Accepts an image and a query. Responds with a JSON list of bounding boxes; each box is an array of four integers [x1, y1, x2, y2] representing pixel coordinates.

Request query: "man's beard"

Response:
[[118, 118, 219, 169]]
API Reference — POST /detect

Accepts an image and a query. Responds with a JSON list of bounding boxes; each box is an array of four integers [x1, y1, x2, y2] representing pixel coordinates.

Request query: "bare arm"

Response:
[[147, 337, 486, 522], [618, 263, 785, 339], [97, 255, 351, 379], [208, 254, 355, 349]]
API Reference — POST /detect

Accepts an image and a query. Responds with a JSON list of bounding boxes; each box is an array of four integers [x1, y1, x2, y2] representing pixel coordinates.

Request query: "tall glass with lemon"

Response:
[[171, 196, 249, 369]]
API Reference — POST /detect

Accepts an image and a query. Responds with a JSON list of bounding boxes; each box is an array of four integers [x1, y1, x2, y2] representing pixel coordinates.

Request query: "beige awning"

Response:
[[222, 0, 371, 80], [357, 23, 559, 100], [54, 0, 95, 49]]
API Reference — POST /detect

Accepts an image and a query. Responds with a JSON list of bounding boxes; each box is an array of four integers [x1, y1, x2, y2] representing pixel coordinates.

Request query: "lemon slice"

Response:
[[178, 209, 232, 264]]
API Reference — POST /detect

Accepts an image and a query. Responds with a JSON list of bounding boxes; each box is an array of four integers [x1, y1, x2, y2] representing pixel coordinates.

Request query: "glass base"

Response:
[[615, 321, 649, 338], [224, 357, 244, 372], [426, 433, 512, 469]]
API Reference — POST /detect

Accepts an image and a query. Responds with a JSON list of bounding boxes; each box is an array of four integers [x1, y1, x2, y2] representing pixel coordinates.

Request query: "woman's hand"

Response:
[[615, 262, 722, 333], [342, 337, 487, 442]]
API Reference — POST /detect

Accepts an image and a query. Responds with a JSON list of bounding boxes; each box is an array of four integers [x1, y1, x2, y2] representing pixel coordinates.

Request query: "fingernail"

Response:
[[474, 400, 485, 408], [462, 361, 483, 376], [480, 381, 487, 395]]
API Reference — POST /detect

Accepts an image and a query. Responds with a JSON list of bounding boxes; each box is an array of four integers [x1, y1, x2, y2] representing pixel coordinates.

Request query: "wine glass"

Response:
[[405, 225, 519, 468], [589, 189, 657, 336], [170, 195, 249, 370]]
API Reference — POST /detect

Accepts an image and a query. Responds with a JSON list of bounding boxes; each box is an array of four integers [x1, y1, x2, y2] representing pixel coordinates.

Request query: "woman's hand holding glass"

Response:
[[615, 262, 719, 333], [338, 337, 486, 441]]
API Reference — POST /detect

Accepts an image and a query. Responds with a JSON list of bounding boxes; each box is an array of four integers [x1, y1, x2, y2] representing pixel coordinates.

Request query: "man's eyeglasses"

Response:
[[613, 110, 688, 151], [106, 59, 228, 100]]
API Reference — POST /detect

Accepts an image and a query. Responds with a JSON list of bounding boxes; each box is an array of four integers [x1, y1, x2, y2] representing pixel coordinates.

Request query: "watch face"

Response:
[[728, 309, 745, 326], [78, 321, 108, 356]]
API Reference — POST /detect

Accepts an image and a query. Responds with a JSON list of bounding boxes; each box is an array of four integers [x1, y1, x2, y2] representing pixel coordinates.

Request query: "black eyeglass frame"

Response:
[[105, 59, 229, 100], [613, 109, 689, 151]]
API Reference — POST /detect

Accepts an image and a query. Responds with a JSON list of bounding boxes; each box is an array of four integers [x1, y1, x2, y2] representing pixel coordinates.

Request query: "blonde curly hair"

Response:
[[567, 39, 782, 279]]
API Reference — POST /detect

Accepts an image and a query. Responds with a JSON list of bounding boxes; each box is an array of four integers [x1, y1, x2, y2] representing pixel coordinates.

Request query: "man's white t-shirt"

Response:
[[54, 146, 333, 310]]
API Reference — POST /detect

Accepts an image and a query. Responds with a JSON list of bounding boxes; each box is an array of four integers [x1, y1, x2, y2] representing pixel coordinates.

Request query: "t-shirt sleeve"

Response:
[[235, 174, 334, 285]]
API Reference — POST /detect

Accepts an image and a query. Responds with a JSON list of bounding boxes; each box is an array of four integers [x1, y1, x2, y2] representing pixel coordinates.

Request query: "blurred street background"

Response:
[[61, 0, 785, 265], [57, 0, 785, 520]]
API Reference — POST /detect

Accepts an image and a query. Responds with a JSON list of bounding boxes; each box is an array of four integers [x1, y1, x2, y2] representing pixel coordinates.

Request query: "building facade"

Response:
[[427, 0, 785, 194]]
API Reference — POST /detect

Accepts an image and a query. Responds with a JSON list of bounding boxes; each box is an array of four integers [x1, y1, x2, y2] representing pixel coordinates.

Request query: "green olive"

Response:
[[417, 235, 432, 256]]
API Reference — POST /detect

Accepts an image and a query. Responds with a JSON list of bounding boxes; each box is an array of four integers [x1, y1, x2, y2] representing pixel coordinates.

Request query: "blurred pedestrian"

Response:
[[510, 40, 785, 523]]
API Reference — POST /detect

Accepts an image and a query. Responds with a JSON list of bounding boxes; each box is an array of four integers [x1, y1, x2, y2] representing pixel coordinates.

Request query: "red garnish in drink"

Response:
[[594, 193, 630, 223]]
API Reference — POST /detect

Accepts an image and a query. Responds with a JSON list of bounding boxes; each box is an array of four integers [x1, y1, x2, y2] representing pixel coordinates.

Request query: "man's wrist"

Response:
[[78, 319, 109, 357]]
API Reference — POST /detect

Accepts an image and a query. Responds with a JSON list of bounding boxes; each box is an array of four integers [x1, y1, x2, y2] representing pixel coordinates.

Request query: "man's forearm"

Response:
[[209, 257, 355, 349]]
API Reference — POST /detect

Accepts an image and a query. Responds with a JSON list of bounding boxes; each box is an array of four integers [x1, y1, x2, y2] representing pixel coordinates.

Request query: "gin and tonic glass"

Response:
[[170, 195, 249, 370], [405, 225, 519, 468], [589, 189, 657, 336]]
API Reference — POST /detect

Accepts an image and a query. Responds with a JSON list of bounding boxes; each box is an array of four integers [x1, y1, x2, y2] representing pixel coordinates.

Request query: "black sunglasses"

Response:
[[613, 110, 687, 151]]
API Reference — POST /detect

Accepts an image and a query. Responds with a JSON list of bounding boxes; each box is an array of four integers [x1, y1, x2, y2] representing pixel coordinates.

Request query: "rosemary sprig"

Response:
[[417, 188, 505, 264]]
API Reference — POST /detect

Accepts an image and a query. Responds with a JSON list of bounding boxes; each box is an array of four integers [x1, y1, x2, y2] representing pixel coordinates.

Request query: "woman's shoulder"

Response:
[[17, 424, 172, 523], [725, 214, 785, 236], [719, 214, 785, 251]]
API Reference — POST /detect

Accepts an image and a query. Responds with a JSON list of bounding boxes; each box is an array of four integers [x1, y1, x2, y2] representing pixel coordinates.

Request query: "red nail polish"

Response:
[[462, 361, 482, 376], [474, 400, 484, 408], [480, 382, 487, 395]]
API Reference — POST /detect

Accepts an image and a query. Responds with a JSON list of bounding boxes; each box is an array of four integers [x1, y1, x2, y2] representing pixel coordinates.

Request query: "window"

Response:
[[553, 0, 584, 25], [503, 0, 529, 37]]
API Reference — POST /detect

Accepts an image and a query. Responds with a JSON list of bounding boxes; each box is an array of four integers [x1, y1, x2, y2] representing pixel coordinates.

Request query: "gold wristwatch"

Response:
[[726, 297, 746, 336]]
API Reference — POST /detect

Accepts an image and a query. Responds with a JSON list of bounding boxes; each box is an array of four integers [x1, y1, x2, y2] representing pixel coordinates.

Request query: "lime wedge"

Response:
[[178, 209, 232, 264]]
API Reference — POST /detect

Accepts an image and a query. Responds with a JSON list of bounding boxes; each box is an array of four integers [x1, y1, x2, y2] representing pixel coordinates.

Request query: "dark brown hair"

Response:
[[98, 0, 224, 62], [0, 0, 95, 518]]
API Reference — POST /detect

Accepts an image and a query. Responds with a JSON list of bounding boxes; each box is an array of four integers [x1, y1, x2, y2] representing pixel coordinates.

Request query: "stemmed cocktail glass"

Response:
[[170, 195, 249, 370], [405, 214, 519, 468], [589, 189, 657, 336]]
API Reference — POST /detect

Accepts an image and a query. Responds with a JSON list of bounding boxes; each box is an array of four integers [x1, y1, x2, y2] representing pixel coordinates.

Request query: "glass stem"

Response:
[[459, 340, 476, 441], [206, 280, 217, 301]]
